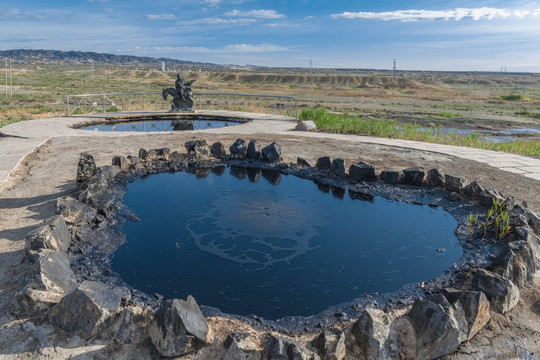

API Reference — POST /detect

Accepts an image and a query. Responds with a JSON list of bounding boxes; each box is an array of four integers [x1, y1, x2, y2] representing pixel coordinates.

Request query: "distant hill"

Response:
[[0, 49, 217, 67]]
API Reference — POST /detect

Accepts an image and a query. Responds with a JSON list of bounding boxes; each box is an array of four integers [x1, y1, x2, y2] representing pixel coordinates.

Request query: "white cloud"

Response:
[[177, 17, 255, 25], [225, 9, 285, 19], [131, 44, 289, 54], [203, 0, 222, 6], [222, 44, 289, 52], [264, 22, 300, 28], [147, 14, 176, 20], [0, 8, 48, 20], [331, 7, 540, 22]]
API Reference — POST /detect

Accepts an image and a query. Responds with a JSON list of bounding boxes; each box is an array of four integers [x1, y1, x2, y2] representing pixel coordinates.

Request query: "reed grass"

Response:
[[299, 107, 540, 158]]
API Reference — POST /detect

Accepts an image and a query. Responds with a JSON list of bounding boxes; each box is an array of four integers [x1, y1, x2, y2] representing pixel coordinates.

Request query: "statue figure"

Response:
[[162, 74, 196, 111]]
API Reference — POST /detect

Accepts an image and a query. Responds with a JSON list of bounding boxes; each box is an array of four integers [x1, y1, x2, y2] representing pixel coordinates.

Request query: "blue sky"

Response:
[[1, 0, 540, 71]]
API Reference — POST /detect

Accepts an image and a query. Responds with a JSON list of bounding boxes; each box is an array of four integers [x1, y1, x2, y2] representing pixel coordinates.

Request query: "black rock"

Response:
[[380, 170, 403, 184], [185, 140, 210, 157], [76, 153, 96, 184], [349, 162, 376, 181], [246, 139, 261, 161], [210, 141, 227, 159], [426, 168, 445, 187], [229, 139, 247, 159], [403, 166, 425, 186], [297, 157, 312, 167], [261, 142, 282, 163], [330, 158, 346, 178], [445, 174, 468, 193], [315, 157, 332, 171]]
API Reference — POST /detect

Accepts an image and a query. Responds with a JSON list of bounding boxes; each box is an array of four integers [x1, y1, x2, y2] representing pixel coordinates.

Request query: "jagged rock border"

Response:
[[12, 138, 540, 359]]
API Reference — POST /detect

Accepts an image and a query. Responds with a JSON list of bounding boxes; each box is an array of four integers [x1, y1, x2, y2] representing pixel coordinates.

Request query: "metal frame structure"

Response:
[[64, 92, 298, 118]]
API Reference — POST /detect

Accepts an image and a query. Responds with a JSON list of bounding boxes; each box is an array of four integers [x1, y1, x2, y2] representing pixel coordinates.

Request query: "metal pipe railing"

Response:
[[64, 92, 298, 118]]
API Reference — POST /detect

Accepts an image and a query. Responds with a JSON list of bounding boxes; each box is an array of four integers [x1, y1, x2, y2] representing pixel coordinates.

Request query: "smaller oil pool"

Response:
[[80, 117, 244, 132], [112, 168, 462, 320]]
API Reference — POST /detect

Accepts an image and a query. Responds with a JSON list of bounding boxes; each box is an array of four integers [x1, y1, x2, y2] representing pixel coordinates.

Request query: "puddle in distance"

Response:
[[112, 168, 462, 319]]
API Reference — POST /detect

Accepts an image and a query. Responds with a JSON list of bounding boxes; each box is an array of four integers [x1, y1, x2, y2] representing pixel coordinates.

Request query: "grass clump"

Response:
[[501, 94, 523, 101], [468, 198, 512, 241], [299, 107, 540, 158]]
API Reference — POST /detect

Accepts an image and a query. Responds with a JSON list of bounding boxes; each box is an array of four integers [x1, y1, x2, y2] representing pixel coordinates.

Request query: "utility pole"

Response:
[[467, 71, 471, 102], [393, 58, 396, 78], [4, 58, 7, 98], [309, 59, 313, 73], [9, 57, 13, 97], [474, 70, 477, 101]]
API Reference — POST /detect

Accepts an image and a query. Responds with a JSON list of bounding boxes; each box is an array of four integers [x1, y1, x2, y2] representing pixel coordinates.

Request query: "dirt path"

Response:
[[0, 131, 539, 359]]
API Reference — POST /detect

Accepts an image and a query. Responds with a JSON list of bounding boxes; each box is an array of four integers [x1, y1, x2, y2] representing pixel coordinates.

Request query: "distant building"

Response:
[[161, 61, 166, 71]]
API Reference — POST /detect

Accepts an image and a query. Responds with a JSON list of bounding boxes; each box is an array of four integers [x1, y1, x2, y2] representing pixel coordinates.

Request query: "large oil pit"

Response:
[[111, 167, 462, 320]]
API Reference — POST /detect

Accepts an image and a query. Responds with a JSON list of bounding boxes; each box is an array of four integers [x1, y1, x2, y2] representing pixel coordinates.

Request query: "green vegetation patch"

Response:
[[299, 107, 540, 158]]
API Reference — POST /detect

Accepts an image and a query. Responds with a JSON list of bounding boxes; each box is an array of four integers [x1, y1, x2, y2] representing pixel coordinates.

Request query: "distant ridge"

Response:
[[0, 49, 216, 67]]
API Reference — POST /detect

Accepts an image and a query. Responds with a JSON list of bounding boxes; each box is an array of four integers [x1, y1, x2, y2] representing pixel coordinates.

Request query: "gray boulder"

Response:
[[402, 166, 425, 186], [349, 162, 376, 181], [462, 181, 484, 200], [97, 165, 121, 182], [224, 332, 263, 360], [169, 151, 187, 164], [230, 138, 247, 159], [247, 140, 262, 161], [49, 281, 120, 339], [25, 216, 71, 260], [56, 197, 97, 227], [297, 157, 312, 167], [112, 156, 130, 171], [473, 269, 519, 314], [495, 240, 536, 287], [139, 148, 149, 159], [261, 142, 282, 163], [107, 306, 153, 345], [315, 157, 332, 171], [76, 153, 96, 184], [512, 204, 540, 234], [185, 140, 210, 157], [211, 141, 228, 159], [78, 182, 115, 210], [441, 290, 491, 341], [351, 308, 391, 360], [149, 296, 211, 357], [445, 174, 468, 193], [478, 188, 505, 208], [330, 158, 346, 178], [426, 169, 445, 187], [405, 296, 468, 360], [267, 335, 321, 360], [514, 226, 540, 269], [380, 170, 403, 184], [30, 251, 77, 294], [310, 328, 345, 360], [18, 251, 77, 314], [386, 317, 417, 360], [139, 148, 170, 160]]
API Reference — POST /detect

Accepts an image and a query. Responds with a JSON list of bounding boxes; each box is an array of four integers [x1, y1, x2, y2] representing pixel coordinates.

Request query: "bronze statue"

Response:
[[163, 74, 196, 111]]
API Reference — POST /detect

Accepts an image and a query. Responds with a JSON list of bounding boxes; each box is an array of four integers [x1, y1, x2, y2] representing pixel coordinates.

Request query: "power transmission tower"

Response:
[[393, 58, 396, 78], [309, 59, 313, 73]]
